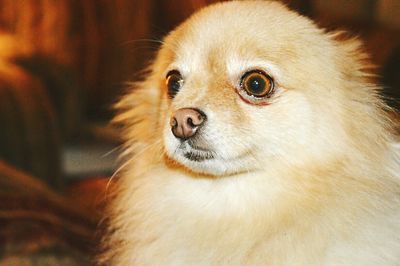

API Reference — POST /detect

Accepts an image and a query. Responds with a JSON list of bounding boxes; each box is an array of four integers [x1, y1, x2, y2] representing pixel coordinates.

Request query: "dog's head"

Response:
[[120, 1, 388, 177]]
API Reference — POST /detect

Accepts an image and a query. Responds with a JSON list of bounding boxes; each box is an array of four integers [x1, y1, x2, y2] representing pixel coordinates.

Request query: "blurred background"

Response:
[[0, 0, 399, 264]]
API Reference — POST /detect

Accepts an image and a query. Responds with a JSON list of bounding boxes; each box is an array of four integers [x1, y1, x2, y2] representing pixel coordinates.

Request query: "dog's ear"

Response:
[[328, 31, 374, 82]]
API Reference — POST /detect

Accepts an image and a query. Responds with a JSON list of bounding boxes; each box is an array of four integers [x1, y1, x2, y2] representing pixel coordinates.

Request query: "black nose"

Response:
[[170, 108, 206, 140]]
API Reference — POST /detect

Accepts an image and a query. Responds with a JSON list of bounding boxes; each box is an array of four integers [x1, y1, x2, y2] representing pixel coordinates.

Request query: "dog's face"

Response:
[[150, 1, 353, 176]]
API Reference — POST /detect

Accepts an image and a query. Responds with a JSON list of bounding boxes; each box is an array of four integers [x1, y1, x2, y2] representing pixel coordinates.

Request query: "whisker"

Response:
[[102, 145, 123, 158], [120, 38, 166, 47], [106, 157, 132, 193]]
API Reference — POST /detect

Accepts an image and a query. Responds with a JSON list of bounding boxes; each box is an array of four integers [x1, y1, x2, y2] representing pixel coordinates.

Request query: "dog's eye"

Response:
[[240, 70, 274, 98], [166, 70, 183, 98]]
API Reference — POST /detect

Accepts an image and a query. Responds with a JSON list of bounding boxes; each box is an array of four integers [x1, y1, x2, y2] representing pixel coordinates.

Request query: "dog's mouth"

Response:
[[179, 141, 215, 162], [183, 150, 214, 162]]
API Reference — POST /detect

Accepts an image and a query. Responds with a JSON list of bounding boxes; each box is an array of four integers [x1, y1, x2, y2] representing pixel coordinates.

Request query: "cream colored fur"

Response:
[[101, 1, 400, 265]]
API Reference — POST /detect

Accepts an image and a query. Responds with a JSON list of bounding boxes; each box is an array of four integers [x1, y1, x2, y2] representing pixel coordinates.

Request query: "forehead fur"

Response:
[[161, 1, 338, 88]]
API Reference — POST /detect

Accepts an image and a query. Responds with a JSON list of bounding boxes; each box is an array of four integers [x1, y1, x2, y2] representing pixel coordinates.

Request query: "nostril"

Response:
[[189, 112, 205, 127], [187, 118, 195, 128]]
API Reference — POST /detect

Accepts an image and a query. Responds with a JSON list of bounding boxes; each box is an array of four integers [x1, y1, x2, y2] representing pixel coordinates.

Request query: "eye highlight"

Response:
[[240, 70, 274, 98], [166, 70, 183, 98]]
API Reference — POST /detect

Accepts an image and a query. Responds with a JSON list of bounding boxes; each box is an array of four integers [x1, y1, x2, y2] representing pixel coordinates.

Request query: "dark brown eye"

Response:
[[240, 70, 274, 98], [166, 70, 183, 98]]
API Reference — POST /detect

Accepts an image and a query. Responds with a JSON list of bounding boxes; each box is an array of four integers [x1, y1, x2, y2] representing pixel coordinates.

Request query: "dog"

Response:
[[101, 1, 400, 265]]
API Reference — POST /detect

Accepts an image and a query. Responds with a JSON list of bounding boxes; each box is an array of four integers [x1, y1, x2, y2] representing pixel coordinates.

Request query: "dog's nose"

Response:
[[170, 108, 206, 140]]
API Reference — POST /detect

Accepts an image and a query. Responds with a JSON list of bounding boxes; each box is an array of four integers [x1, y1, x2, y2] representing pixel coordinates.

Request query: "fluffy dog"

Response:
[[101, 1, 400, 265]]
